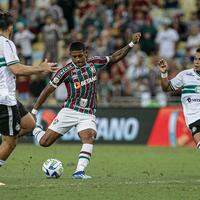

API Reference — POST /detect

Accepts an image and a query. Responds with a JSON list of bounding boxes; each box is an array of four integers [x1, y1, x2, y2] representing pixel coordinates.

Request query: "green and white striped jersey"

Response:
[[50, 56, 109, 115], [0, 36, 20, 106], [170, 68, 200, 125]]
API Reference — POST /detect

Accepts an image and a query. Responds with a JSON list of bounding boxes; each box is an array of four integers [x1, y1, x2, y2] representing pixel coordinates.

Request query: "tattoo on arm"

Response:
[[109, 45, 132, 64]]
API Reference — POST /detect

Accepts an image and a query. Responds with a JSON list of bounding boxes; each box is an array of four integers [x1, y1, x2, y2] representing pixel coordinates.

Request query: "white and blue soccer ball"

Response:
[[42, 158, 64, 178]]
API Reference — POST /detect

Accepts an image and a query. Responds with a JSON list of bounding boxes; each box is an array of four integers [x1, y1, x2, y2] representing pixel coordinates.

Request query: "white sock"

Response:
[[0, 160, 5, 167], [197, 141, 200, 149], [75, 144, 93, 172], [33, 127, 45, 144]]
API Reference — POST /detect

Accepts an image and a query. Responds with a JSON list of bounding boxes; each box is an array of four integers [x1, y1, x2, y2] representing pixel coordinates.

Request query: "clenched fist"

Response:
[[132, 32, 141, 44]]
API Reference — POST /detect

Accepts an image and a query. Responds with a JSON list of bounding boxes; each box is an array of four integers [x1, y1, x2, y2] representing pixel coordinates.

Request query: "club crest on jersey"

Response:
[[80, 98, 88, 107]]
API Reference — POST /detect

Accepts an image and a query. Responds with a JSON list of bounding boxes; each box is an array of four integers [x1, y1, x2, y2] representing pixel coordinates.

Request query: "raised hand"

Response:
[[39, 59, 59, 73], [158, 59, 168, 73], [132, 32, 141, 44]]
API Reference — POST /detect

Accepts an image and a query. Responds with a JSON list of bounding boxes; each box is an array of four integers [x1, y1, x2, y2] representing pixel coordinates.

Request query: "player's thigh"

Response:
[[48, 108, 78, 135], [77, 114, 97, 134], [20, 113, 35, 131]]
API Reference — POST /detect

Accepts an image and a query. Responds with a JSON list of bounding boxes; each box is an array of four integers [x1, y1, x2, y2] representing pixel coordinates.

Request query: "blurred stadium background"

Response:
[[0, 0, 199, 145]]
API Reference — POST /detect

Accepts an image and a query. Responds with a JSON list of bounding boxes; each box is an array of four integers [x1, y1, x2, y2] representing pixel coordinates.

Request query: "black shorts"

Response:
[[0, 104, 21, 136], [189, 119, 200, 136], [0, 101, 28, 136], [17, 100, 28, 118]]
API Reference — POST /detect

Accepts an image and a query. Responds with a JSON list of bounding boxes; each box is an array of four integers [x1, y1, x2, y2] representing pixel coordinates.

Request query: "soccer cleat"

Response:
[[72, 171, 92, 179]]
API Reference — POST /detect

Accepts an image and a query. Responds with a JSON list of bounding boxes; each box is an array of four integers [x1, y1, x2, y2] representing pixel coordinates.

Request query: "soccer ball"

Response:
[[42, 158, 64, 178]]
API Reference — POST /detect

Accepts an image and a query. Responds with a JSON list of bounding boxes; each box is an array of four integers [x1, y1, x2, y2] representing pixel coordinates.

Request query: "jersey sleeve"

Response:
[[169, 71, 184, 91], [3, 40, 20, 66], [88, 56, 109, 70], [49, 67, 70, 88]]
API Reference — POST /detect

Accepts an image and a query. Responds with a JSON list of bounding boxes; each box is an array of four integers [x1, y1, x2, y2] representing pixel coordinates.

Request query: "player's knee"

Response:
[[80, 131, 96, 143]]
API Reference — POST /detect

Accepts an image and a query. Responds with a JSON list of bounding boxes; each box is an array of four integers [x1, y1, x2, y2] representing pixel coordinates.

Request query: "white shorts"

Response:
[[48, 108, 97, 135]]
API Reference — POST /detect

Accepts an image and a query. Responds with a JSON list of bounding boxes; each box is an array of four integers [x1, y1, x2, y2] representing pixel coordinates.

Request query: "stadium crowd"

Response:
[[1, 0, 200, 107]]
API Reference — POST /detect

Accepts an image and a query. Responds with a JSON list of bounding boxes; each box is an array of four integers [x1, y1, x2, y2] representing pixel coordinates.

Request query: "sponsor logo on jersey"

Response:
[[74, 82, 81, 89], [74, 76, 97, 89], [186, 73, 195, 76], [187, 97, 200, 103]]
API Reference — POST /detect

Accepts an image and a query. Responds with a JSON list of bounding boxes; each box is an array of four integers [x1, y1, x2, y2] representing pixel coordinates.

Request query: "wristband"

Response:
[[161, 72, 168, 78], [31, 108, 38, 115], [128, 41, 135, 48]]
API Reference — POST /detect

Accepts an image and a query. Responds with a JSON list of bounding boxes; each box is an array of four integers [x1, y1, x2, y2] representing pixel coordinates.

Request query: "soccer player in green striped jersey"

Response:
[[159, 48, 200, 148], [32, 33, 141, 179]]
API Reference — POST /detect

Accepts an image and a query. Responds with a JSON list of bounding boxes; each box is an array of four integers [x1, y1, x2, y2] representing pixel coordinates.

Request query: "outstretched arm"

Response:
[[158, 59, 173, 92], [109, 32, 141, 64], [9, 59, 58, 75], [31, 85, 56, 115]]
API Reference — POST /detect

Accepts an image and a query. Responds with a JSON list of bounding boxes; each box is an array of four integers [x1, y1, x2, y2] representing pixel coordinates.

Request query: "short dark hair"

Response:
[[70, 42, 86, 52], [196, 48, 200, 53], [0, 10, 13, 31]]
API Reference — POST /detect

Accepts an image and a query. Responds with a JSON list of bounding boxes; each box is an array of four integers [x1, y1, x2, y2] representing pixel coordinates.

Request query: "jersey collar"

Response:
[[72, 61, 89, 69], [193, 68, 200, 78]]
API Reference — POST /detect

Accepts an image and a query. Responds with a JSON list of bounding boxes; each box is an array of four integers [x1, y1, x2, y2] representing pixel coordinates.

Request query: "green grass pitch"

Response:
[[0, 144, 200, 200]]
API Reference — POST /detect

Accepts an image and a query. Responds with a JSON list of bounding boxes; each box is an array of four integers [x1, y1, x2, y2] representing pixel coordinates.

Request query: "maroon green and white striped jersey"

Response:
[[50, 56, 109, 115]]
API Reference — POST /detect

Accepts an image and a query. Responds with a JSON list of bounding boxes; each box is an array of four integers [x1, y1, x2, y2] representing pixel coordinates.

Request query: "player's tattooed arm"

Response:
[[108, 32, 141, 64]]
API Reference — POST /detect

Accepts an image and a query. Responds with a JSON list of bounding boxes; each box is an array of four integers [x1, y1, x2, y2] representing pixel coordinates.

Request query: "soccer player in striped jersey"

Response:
[[0, 10, 58, 168], [159, 48, 200, 148], [32, 33, 141, 179]]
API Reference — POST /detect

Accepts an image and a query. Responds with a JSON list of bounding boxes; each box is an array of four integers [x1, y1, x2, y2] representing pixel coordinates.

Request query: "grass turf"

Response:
[[0, 144, 200, 200]]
